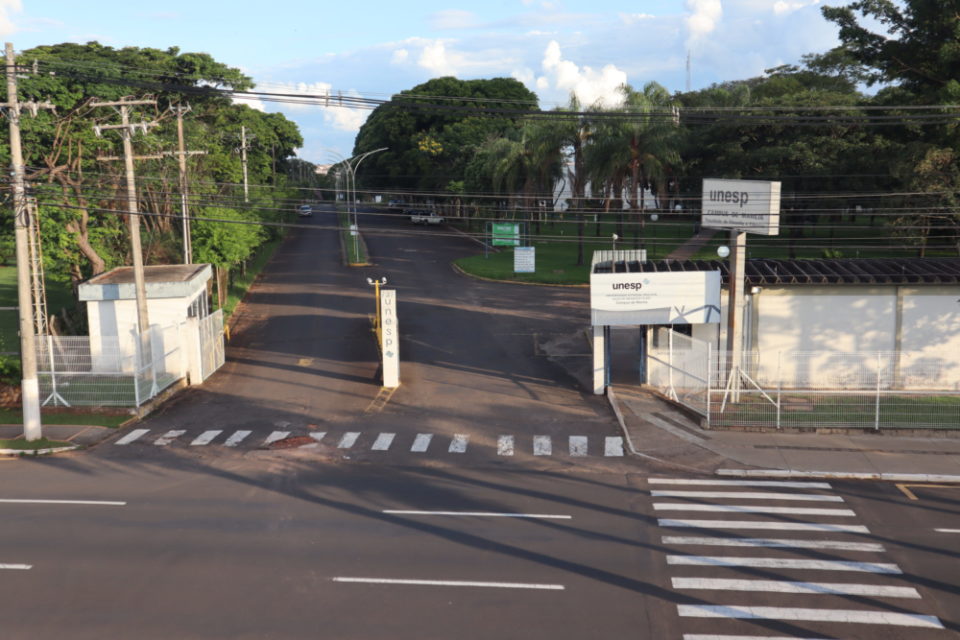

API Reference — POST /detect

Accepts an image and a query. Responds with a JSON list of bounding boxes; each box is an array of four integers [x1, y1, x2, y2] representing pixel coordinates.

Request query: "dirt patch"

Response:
[[268, 435, 318, 449]]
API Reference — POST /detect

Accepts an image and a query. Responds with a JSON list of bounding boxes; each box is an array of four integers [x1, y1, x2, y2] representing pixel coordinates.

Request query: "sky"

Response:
[[3, 0, 846, 163]]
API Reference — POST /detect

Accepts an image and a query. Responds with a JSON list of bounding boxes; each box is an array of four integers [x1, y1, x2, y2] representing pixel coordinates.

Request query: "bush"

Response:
[[0, 355, 21, 385]]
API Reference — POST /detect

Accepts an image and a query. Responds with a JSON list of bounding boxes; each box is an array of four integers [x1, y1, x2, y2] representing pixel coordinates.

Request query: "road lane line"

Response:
[[684, 636, 831, 640], [569, 436, 587, 457], [650, 479, 832, 489], [661, 536, 884, 552], [411, 434, 433, 452], [224, 430, 252, 447], [935, 528, 960, 533], [338, 432, 360, 449], [154, 430, 185, 446], [667, 556, 901, 573], [190, 430, 222, 446], [382, 510, 572, 519], [654, 504, 856, 517], [115, 429, 150, 445], [332, 577, 564, 590], [651, 491, 844, 502], [371, 433, 395, 451], [672, 578, 920, 598], [658, 519, 870, 533], [0, 499, 126, 506], [676, 605, 943, 628], [448, 435, 469, 453], [497, 436, 514, 456], [533, 436, 552, 456], [605, 436, 624, 457], [0, 564, 31, 570]]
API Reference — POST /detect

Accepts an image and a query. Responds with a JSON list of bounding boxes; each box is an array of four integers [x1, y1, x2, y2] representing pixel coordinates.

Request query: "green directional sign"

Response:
[[491, 223, 520, 246]]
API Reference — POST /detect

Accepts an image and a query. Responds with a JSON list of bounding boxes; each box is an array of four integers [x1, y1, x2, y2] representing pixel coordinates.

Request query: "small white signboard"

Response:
[[380, 289, 399, 388], [590, 271, 722, 325], [702, 178, 781, 236], [514, 247, 535, 273]]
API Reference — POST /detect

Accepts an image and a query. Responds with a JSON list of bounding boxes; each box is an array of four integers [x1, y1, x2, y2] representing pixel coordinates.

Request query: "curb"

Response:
[[717, 468, 960, 483], [1, 445, 79, 457]]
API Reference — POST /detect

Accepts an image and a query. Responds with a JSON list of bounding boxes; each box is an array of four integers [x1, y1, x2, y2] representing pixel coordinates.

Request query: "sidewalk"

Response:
[[0, 424, 114, 455], [610, 385, 960, 481]]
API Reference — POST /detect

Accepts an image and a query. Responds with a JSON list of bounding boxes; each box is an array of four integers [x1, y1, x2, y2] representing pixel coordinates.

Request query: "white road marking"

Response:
[[263, 431, 289, 445], [190, 430, 222, 446], [448, 435, 469, 453], [497, 436, 514, 456], [115, 429, 150, 445], [650, 479, 832, 489], [684, 636, 831, 640], [154, 430, 185, 446], [605, 436, 624, 457], [224, 430, 252, 447], [338, 432, 360, 449], [661, 536, 884, 552], [654, 503, 856, 517], [676, 605, 943, 628], [658, 519, 870, 533], [533, 436, 552, 456], [935, 528, 960, 533], [411, 434, 433, 452], [0, 564, 31, 570], [651, 490, 844, 502], [383, 510, 572, 519], [569, 436, 587, 457], [667, 556, 901, 573], [0, 499, 126, 506], [371, 433, 395, 451], [309, 432, 326, 444], [332, 577, 564, 590], [672, 578, 920, 598]]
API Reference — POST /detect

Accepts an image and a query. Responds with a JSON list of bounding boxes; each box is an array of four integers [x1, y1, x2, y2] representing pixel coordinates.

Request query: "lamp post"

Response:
[[367, 276, 387, 344], [326, 148, 388, 261]]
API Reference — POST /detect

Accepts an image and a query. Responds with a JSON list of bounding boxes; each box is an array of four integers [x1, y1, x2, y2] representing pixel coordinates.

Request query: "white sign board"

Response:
[[590, 271, 722, 325], [380, 289, 399, 388], [514, 246, 535, 273], [702, 178, 781, 236]]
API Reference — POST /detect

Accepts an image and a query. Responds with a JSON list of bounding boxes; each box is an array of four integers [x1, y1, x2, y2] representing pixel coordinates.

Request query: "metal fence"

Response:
[[647, 328, 960, 430], [37, 324, 184, 408], [197, 310, 225, 382]]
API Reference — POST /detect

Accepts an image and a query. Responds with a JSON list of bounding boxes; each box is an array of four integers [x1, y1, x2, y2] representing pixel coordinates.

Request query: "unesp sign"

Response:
[[702, 178, 781, 236]]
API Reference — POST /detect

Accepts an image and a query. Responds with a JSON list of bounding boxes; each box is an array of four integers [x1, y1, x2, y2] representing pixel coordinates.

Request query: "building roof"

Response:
[[78, 264, 213, 302], [594, 257, 960, 286], [84, 264, 209, 285]]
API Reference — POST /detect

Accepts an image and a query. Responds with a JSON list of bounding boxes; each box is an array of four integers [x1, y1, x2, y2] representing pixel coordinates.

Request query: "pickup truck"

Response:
[[409, 210, 445, 225]]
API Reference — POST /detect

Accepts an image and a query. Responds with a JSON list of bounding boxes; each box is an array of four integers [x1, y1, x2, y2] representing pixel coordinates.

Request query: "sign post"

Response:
[[514, 246, 535, 273], [380, 289, 399, 388], [701, 178, 781, 401]]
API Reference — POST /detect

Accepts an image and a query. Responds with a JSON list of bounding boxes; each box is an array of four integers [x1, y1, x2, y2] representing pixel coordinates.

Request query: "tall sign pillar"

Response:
[[701, 179, 781, 400], [380, 289, 399, 388]]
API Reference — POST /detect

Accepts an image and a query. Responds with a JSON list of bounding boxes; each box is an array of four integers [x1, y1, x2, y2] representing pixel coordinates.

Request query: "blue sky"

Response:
[[5, 0, 845, 162]]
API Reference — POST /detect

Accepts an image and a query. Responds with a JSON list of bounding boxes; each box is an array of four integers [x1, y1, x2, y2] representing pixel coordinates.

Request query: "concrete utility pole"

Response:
[[170, 104, 205, 264], [4, 42, 41, 440], [91, 97, 159, 336], [240, 125, 250, 203]]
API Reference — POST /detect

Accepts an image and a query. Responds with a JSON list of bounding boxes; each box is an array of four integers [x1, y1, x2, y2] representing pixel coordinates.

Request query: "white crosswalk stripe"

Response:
[[338, 432, 360, 448], [569, 436, 587, 456], [263, 431, 289, 445], [190, 430, 222, 446], [411, 434, 432, 452], [115, 429, 150, 445], [497, 435, 514, 456], [653, 476, 943, 636], [605, 436, 624, 456], [224, 430, 251, 447], [371, 433, 394, 451], [533, 436, 551, 456], [154, 430, 185, 446], [308, 432, 326, 444], [448, 434, 469, 453]]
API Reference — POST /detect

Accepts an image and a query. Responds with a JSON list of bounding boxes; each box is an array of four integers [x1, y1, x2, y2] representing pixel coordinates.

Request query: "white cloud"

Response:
[[391, 48, 409, 64], [0, 0, 21, 37], [232, 95, 266, 112], [246, 81, 369, 132], [619, 13, 655, 25], [773, 0, 820, 15], [418, 40, 458, 76], [685, 0, 722, 42], [540, 40, 626, 108], [430, 9, 478, 30]]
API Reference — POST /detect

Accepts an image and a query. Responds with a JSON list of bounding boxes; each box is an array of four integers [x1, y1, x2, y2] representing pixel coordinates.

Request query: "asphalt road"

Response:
[[1, 204, 958, 639]]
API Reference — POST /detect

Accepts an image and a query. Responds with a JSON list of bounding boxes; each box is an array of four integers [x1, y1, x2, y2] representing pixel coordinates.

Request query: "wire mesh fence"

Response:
[[647, 328, 960, 430], [37, 324, 184, 408]]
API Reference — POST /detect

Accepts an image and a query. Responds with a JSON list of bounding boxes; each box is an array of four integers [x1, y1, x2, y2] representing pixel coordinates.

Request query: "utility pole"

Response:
[[170, 104, 205, 263], [240, 125, 250, 203], [4, 42, 47, 440], [91, 96, 159, 336]]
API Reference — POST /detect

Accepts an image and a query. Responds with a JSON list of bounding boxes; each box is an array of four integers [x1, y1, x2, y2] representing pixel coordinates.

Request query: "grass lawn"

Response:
[[0, 407, 130, 427], [0, 266, 75, 355], [0, 437, 75, 451]]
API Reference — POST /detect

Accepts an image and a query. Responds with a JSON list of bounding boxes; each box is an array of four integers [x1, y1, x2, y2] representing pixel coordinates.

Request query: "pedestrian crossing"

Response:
[[111, 428, 626, 458], [651, 477, 946, 638]]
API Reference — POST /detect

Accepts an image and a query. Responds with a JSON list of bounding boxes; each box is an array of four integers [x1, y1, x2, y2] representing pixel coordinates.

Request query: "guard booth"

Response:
[[589, 250, 721, 394]]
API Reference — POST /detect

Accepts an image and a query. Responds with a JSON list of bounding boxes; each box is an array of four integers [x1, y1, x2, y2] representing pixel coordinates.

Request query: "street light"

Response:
[[367, 277, 388, 343], [327, 147, 388, 260]]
